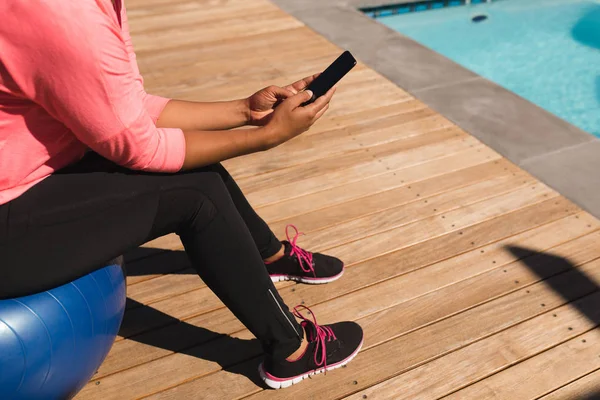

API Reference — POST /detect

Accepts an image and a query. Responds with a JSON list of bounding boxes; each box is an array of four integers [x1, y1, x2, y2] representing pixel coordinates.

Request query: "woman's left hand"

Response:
[[246, 73, 320, 126]]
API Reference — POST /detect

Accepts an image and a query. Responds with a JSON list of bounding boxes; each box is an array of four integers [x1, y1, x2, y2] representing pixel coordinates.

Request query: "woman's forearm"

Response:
[[157, 99, 250, 131], [180, 127, 268, 170], [178, 88, 330, 171]]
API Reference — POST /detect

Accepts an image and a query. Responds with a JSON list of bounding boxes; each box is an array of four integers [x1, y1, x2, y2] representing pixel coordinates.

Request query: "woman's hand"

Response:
[[261, 86, 335, 150], [246, 74, 320, 126], [179, 87, 334, 170]]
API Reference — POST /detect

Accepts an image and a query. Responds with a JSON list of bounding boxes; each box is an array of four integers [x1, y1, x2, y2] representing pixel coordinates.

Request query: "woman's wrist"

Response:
[[255, 125, 277, 151], [239, 97, 253, 126]]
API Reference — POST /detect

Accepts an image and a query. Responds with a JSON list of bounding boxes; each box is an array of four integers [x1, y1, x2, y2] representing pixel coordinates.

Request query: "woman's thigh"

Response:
[[0, 154, 229, 298]]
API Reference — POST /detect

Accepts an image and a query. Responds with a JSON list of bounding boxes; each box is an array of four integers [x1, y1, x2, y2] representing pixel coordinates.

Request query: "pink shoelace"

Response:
[[292, 305, 337, 370], [286, 224, 316, 277]]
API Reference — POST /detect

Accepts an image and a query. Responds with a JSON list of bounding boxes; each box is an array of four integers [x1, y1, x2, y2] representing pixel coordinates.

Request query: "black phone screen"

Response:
[[303, 51, 357, 105]]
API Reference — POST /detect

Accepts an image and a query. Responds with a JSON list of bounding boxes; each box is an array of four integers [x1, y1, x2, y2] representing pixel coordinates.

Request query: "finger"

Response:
[[305, 86, 335, 113], [285, 90, 313, 109], [284, 85, 298, 95], [313, 102, 330, 121], [287, 72, 322, 93], [269, 85, 295, 100]]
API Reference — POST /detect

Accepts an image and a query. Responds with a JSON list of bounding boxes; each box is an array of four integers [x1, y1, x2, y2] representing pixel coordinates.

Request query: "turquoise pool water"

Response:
[[375, 0, 600, 137]]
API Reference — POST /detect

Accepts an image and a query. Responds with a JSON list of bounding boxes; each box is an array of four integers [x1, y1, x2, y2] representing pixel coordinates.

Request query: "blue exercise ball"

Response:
[[0, 259, 126, 400]]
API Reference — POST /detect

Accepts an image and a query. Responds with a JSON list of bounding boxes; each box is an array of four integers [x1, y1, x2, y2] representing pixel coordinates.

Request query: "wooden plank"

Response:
[[267, 158, 510, 232], [345, 232, 600, 346], [224, 102, 433, 178], [539, 369, 600, 400], [300, 97, 426, 138], [245, 131, 477, 207], [208, 64, 380, 96], [128, 1, 276, 34], [237, 122, 460, 195], [168, 68, 404, 111], [256, 146, 500, 222], [146, 56, 376, 99], [136, 27, 329, 73], [131, 11, 303, 52], [173, 65, 399, 102], [95, 213, 597, 382], [443, 329, 600, 400], [143, 40, 362, 86], [148, 50, 356, 99], [175, 79, 404, 114], [144, 42, 338, 92], [126, 268, 198, 305], [344, 292, 600, 400], [275, 168, 535, 251], [328, 183, 556, 265], [325, 182, 557, 265], [132, 16, 336, 72], [141, 256, 600, 400]]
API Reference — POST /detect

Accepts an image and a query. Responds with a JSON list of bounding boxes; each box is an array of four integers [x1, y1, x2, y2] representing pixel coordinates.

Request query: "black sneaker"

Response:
[[266, 225, 344, 284], [258, 305, 364, 389]]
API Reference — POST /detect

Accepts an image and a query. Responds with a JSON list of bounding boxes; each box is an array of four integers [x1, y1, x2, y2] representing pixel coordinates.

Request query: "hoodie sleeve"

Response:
[[0, 0, 186, 172]]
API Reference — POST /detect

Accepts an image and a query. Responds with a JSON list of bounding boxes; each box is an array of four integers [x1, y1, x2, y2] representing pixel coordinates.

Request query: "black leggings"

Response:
[[0, 153, 302, 360]]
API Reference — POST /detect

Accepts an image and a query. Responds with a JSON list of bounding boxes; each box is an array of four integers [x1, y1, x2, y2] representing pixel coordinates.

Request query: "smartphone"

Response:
[[302, 51, 357, 106]]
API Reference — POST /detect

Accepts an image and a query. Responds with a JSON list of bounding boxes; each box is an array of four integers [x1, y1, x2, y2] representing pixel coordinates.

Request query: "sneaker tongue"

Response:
[[282, 241, 293, 256], [301, 320, 319, 342]]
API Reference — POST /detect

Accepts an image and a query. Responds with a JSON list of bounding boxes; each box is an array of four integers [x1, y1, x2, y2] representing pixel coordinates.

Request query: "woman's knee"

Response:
[[153, 171, 230, 236], [202, 163, 232, 184]]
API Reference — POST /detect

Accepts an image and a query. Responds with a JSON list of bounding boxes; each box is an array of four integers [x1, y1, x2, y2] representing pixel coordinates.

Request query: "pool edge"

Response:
[[271, 0, 600, 219]]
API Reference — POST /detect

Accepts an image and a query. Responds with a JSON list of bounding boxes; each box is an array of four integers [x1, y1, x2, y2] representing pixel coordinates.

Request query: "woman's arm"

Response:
[[3, 1, 333, 173], [156, 99, 251, 131], [180, 88, 334, 170], [155, 75, 321, 131]]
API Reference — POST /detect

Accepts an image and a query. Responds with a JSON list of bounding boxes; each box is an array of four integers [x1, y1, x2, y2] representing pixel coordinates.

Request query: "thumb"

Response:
[[286, 90, 313, 108]]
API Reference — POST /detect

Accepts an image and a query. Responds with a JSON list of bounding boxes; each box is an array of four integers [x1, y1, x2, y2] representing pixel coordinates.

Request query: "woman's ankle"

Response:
[[285, 326, 308, 362], [264, 243, 285, 264]]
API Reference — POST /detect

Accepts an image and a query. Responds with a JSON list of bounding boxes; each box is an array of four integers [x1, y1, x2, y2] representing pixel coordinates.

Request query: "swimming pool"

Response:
[[370, 0, 600, 137]]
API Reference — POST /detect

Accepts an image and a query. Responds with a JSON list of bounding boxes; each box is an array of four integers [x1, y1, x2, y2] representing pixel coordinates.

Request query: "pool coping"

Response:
[[271, 0, 600, 219]]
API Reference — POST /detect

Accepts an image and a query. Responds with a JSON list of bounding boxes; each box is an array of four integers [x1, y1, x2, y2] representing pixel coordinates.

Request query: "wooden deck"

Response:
[[76, 0, 600, 399]]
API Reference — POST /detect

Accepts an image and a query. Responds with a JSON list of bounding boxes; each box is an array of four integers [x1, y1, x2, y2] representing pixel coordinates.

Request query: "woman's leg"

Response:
[[0, 156, 302, 360], [209, 164, 345, 284], [207, 164, 282, 260]]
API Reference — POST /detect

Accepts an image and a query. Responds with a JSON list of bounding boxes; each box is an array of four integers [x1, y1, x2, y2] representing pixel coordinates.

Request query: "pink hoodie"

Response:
[[0, 0, 187, 205]]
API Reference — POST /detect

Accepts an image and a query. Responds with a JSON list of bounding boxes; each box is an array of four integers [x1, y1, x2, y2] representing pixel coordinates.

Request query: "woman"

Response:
[[0, 0, 363, 390]]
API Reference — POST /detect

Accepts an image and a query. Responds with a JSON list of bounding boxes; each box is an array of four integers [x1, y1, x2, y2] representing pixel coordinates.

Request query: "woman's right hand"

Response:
[[261, 87, 335, 150]]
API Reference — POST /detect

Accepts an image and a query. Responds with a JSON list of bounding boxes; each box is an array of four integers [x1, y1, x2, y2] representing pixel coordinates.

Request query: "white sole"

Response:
[[258, 338, 363, 389], [270, 269, 344, 285]]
